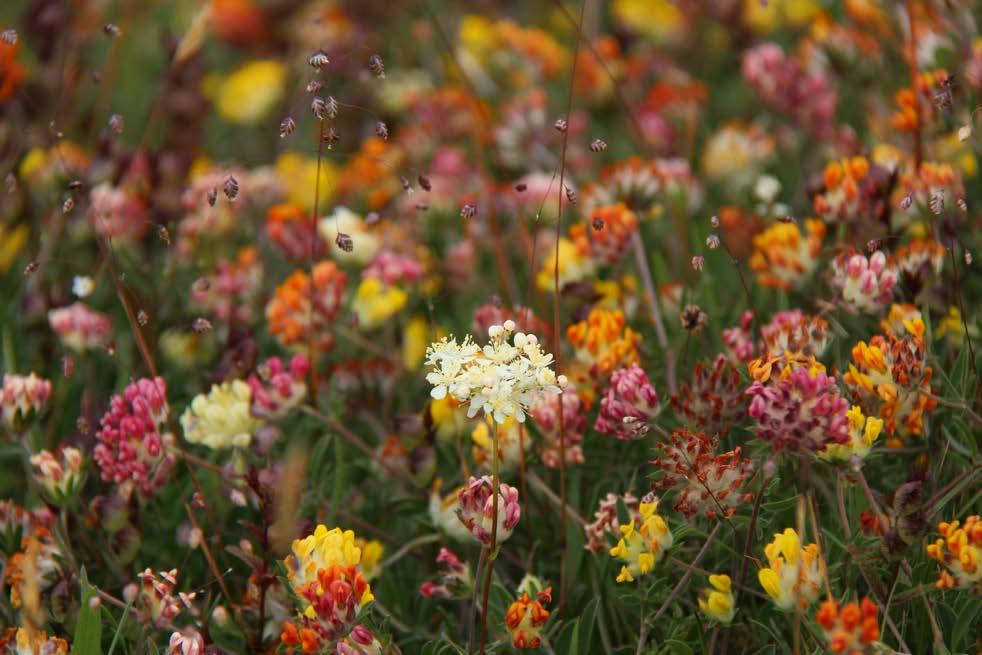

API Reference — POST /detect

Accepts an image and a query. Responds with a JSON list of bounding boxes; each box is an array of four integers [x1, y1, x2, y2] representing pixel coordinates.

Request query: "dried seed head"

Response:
[[306, 80, 323, 94], [709, 215, 720, 229], [515, 182, 527, 192], [62, 196, 74, 214], [957, 197, 967, 212], [589, 138, 607, 152], [279, 116, 296, 139], [63, 356, 75, 379], [157, 225, 171, 245], [554, 117, 568, 132], [207, 187, 218, 207], [335, 232, 354, 252], [400, 176, 412, 192], [325, 96, 339, 119], [323, 127, 339, 148], [964, 250, 973, 266], [592, 217, 604, 231], [137, 309, 149, 326], [691, 255, 705, 271], [1, 29, 17, 44], [192, 318, 213, 334], [928, 191, 943, 215], [103, 23, 122, 37], [24, 261, 39, 275], [899, 194, 913, 211], [706, 234, 721, 249], [680, 304, 708, 333], [418, 175, 432, 191], [311, 97, 328, 120], [223, 175, 239, 201], [778, 215, 796, 224], [375, 121, 388, 140], [958, 125, 972, 142], [108, 113, 124, 134], [76, 416, 89, 434], [309, 49, 330, 69], [460, 202, 477, 219], [866, 239, 880, 253], [564, 185, 577, 204], [368, 54, 385, 79]]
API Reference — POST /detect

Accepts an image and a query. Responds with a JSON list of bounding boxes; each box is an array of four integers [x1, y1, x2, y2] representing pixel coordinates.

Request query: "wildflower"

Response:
[[842, 324, 935, 442], [6, 526, 60, 610], [1, 373, 52, 433], [829, 250, 898, 314], [749, 219, 825, 290], [246, 354, 308, 419], [266, 261, 347, 350], [352, 277, 408, 330], [134, 568, 196, 628], [925, 515, 981, 591], [528, 387, 586, 468], [471, 418, 527, 472], [0, 39, 26, 102], [505, 588, 552, 649], [281, 525, 375, 649], [609, 497, 672, 582], [191, 247, 263, 324], [701, 122, 774, 190], [671, 355, 747, 436], [30, 447, 85, 502], [535, 237, 596, 292], [652, 429, 754, 519], [363, 250, 424, 285], [424, 321, 563, 424], [419, 548, 472, 599], [317, 207, 380, 264], [48, 302, 113, 353], [566, 308, 641, 395], [355, 538, 385, 582], [747, 366, 850, 455], [698, 574, 735, 624], [815, 597, 881, 654], [594, 365, 659, 440], [760, 310, 830, 358], [891, 239, 944, 299], [584, 492, 640, 553], [722, 310, 757, 363], [335, 625, 383, 655], [93, 377, 175, 496], [757, 528, 825, 611], [569, 203, 638, 265], [813, 156, 875, 222], [168, 629, 205, 655], [818, 406, 883, 464], [456, 475, 521, 546], [214, 60, 287, 124], [72, 275, 95, 298], [181, 380, 263, 450], [275, 152, 339, 211], [880, 304, 923, 339], [87, 182, 149, 242], [471, 304, 547, 342], [581, 157, 664, 215], [5, 628, 69, 654]]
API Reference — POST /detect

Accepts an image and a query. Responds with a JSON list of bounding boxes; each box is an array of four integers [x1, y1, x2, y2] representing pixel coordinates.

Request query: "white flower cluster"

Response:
[[425, 321, 566, 423]]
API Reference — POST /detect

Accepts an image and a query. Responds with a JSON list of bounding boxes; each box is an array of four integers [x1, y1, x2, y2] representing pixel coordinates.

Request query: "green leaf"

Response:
[[578, 598, 598, 653], [74, 567, 103, 655], [664, 638, 694, 655]]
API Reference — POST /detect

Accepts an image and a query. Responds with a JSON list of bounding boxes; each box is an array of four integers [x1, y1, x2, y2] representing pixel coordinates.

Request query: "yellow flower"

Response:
[[0, 223, 28, 273], [180, 380, 263, 450], [749, 219, 825, 290], [925, 515, 982, 591], [426, 395, 472, 444], [612, 0, 684, 43], [356, 538, 385, 581], [758, 528, 824, 610], [286, 525, 370, 600], [819, 405, 883, 463], [275, 152, 338, 211], [743, 0, 821, 33], [536, 237, 595, 292], [402, 315, 430, 371], [471, 417, 526, 472], [214, 59, 287, 124], [353, 277, 408, 330], [609, 500, 672, 582], [698, 574, 735, 624]]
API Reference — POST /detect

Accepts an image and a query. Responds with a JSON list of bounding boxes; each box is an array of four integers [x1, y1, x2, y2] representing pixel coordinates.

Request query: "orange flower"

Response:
[[566, 308, 641, 402], [570, 203, 639, 265], [0, 41, 25, 103], [749, 219, 825, 290], [926, 515, 982, 591], [815, 597, 880, 654], [266, 261, 346, 349], [505, 588, 552, 649]]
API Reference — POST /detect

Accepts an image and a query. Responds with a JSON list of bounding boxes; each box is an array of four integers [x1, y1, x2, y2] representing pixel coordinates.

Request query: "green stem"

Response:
[[479, 418, 500, 654]]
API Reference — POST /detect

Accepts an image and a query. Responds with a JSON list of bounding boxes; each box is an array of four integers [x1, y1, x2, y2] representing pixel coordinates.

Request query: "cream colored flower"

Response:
[[180, 380, 262, 450]]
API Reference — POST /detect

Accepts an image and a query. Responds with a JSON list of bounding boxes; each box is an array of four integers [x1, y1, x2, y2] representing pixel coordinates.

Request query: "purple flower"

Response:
[[594, 365, 660, 440]]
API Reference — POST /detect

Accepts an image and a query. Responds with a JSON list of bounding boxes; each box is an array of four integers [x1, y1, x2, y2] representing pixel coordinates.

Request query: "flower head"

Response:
[[815, 597, 881, 654], [698, 574, 735, 624], [594, 364, 659, 440], [925, 515, 982, 591], [528, 387, 586, 468], [456, 475, 521, 546], [749, 219, 825, 290], [247, 354, 309, 419], [570, 203, 639, 265], [757, 528, 825, 610], [419, 548, 472, 599], [505, 588, 552, 649], [266, 261, 347, 350], [181, 380, 263, 450], [48, 302, 113, 353], [30, 447, 85, 502], [191, 247, 262, 324], [829, 250, 897, 314], [671, 355, 747, 436], [566, 308, 641, 397], [609, 498, 672, 582], [1, 374, 52, 433], [818, 406, 883, 464]]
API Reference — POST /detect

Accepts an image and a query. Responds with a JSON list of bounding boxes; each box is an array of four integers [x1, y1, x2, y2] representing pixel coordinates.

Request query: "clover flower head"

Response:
[[652, 429, 754, 519], [266, 261, 347, 349], [761, 310, 830, 358], [419, 547, 472, 599], [570, 203, 639, 265], [456, 475, 521, 546], [890, 239, 944, 295], [8, 628, 69, 655], [581, 157, 665, 214], [93, 377, 175, 496], [722, 310, 757, 363], [191, 247, 262, 324], [134, 568, 196, 628], [672, 355, 747, 436], [181, 380, 263, 450], [247, 354, 309, 419], [1, 373, 52, 432], [88, 181, 149, 241], [757, 528, 825, 611], [747, 366, 850, 454], [168, 629, 205, 655], [30, 447, 85, 502], [535, 236, 596, 292], [830, 249, 897, 314], [594, 364, 659, 440], [425, 322, 563, 424], [48, 302, 113, 353], [813, 156, 872, 222], [528, 387, 586, 468], [566, 308, 641, 393], [505, 588, 552, 649], [609, 497, 672, 582], [925, 515, 982, 591], [815, 597, 881, 654], [363, 249, 424, 285], [698, 574, 735, 624], [749, 219, 825, 290], [6, 526, 60, 610]]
